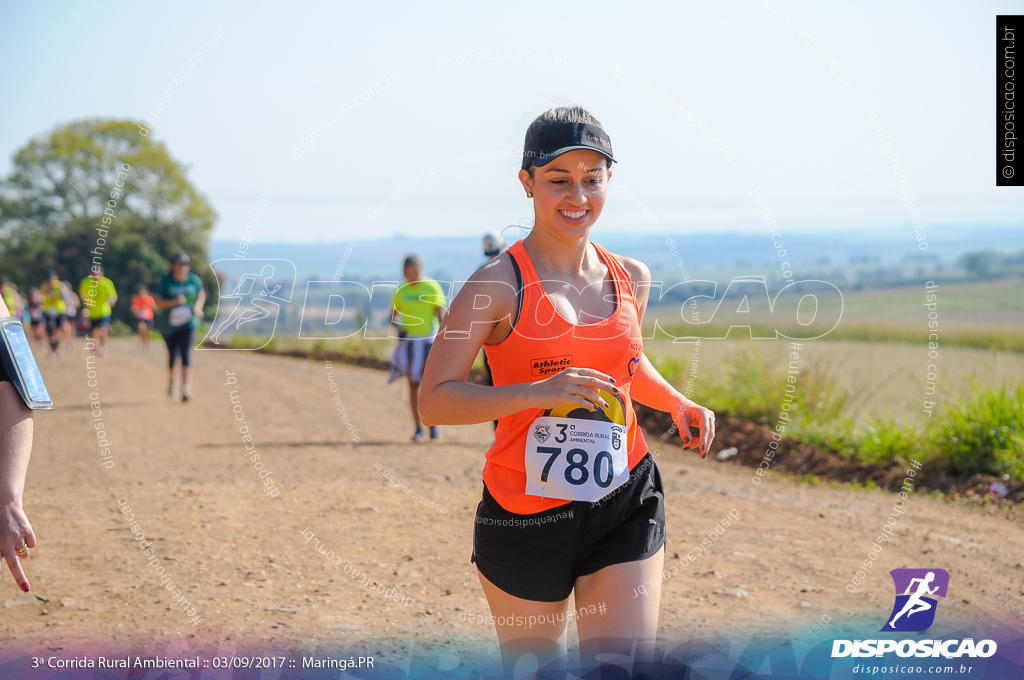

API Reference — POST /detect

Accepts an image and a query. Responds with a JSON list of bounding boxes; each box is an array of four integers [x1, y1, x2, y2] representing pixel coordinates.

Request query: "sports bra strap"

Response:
[[507, 251, 524, 329]]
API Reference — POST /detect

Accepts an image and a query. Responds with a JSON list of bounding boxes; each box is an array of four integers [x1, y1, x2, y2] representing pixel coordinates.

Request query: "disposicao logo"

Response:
[[831, 568, 997, 660], [881, 568, 948, 632], [199, 259, 296, 351]]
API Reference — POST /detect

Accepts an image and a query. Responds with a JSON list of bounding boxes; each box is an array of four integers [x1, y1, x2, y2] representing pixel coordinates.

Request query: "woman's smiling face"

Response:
[[520, 149, 611, 238]]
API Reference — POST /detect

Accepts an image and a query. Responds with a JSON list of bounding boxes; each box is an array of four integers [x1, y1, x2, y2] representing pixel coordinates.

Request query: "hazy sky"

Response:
[[1, 1, 1020, 244]]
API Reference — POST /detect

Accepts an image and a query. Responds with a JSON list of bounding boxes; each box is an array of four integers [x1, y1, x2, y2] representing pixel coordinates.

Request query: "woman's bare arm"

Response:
[[0, 298, 36, 591], [418, 256, 532, 425], [193, 286, 206, 316], [617, 256, 716, 456]]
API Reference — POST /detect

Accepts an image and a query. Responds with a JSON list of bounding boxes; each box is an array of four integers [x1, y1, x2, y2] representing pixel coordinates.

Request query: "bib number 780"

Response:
[[525, 416, 629, 502], [536, 446, 615, 488]]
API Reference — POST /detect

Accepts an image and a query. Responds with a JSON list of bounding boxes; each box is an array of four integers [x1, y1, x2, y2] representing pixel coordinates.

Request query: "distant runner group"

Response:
[[1, 243, 497, 418], [0, 253, 205, 402]]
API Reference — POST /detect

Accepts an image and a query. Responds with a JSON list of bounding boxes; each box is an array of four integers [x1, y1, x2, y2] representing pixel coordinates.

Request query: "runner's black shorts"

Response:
[[471, 451, 665, 602], [89, 316, 112, 331], [44, 312, 65, 334]]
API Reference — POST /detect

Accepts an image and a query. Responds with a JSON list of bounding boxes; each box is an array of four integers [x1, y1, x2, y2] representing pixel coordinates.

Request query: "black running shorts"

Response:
[[44, 312, 65, 335], [471, 451, 665, 602], [89, 316, 112, 331]]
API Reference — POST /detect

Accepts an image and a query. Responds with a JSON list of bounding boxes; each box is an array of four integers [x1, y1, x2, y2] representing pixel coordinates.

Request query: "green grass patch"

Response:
[[925, 381, 1024, 479], [653, 348, 1024, 481], [651, 322, 1024, 352], [692, 349, 852, 425]]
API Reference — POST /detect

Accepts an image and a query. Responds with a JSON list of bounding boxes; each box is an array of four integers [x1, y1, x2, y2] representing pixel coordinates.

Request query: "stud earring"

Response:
[[526, 192, 533, 198]]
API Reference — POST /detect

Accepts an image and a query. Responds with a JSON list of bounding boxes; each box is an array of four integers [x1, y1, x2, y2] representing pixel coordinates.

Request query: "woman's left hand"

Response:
[[670, 397, 716, 459]]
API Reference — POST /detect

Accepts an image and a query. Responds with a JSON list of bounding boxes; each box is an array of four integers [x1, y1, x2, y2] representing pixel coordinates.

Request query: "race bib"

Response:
[[169, 304, 192, 327], [525, 405, 630, 503]]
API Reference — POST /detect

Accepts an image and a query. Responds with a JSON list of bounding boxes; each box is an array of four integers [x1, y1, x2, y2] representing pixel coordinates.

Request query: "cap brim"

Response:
[[532, 146, 616, 168]]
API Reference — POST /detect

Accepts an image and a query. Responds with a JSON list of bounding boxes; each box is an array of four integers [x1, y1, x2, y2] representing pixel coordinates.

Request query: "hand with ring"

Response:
[[1, 500, 36, 592]]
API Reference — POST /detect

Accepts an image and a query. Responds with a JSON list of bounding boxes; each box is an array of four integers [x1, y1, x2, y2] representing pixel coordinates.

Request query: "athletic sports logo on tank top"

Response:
[[530, 355, 573, 377], [524, 389, 630, 502]]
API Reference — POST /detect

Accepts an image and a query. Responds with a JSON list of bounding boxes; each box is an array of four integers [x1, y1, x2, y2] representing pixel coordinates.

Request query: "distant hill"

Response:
[[210, 225, 1022, 285]]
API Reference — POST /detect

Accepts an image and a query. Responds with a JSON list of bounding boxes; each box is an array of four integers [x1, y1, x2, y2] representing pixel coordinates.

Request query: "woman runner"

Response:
[[418, 106, 716, 676], [153, 254, 205, 402]]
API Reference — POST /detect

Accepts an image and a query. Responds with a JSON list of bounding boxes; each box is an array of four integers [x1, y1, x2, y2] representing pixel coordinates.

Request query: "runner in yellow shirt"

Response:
[[78, 265, 118, 358], [39, 271, 67, 356], [389, 255, 446, 442]]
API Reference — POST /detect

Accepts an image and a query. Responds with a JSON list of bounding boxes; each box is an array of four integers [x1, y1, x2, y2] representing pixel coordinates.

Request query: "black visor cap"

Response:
[[522, 122, 615, 170]]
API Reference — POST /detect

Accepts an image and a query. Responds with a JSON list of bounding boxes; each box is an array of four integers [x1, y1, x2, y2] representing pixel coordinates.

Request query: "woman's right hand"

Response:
[[526, 367, 618, 412], [0, 501, 35, 592], [175, 295, 187, 305]]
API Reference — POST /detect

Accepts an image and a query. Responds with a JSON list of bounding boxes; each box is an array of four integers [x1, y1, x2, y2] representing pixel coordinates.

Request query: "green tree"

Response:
[[0, 118, 217, 322]]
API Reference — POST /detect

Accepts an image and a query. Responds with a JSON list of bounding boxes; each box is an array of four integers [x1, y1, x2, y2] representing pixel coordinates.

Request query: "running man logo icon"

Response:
[[198, 259, 296, 351], [880, 568, 949, 632]]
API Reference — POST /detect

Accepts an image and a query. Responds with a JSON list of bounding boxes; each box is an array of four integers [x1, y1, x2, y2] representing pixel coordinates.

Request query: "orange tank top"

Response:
[[482, 239, 649, 514]]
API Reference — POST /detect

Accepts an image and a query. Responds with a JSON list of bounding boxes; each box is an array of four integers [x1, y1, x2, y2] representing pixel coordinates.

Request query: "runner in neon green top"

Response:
[[389, 255, 446, 441], [39, 271, 67, 356], [78, 265, 118, 358], [393, 279, 446, 338]]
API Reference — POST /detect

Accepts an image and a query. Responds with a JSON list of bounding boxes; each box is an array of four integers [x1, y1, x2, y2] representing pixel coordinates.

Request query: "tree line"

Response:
[[0, 118, 216, 324]]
